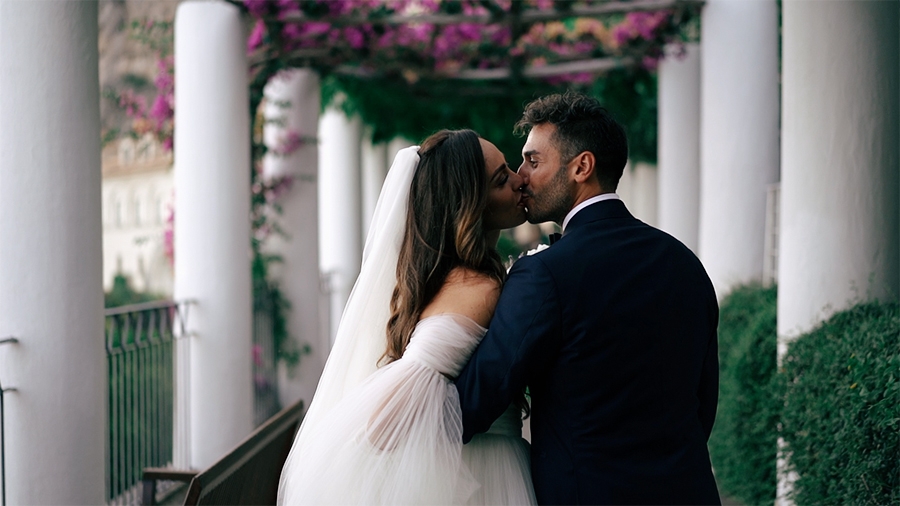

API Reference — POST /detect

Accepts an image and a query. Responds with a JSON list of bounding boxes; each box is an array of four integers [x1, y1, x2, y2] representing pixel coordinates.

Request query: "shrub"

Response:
[[708, 284, 779, 505], [779, 300, 899, 505], [105, 274, 161, 308]]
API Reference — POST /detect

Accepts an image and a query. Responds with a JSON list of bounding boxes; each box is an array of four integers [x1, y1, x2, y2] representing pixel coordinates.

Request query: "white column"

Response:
[[319, 105, 363, 345], [174, 1, 253, 469], [0, 1, 105, 503], [617, 162, 635, 208], [617, 161, 658, 227], [361, 133, 389, 237], [261, 69, 325, 409], [658, 43, 701, 252], [778, 0, 899, 348], [632, 162, 658, 227], [388, 137, 416, 164], [698, 0, 780, 298]]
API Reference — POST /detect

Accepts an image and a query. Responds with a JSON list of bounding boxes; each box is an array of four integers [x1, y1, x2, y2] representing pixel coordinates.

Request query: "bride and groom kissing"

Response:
[[278, 92, 721, 505]]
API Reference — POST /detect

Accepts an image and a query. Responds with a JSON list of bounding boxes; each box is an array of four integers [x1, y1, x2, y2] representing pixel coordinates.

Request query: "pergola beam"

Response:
[[271, 0, 702, 26], [331, 55, 634, 80]]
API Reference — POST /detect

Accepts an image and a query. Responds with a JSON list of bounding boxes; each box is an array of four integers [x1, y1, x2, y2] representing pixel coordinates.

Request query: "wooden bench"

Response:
[[142, 399, 304, 506]]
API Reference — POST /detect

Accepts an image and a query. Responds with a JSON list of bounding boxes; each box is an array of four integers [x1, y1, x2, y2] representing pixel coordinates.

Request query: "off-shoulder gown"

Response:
[[277, 314, 535, 505]]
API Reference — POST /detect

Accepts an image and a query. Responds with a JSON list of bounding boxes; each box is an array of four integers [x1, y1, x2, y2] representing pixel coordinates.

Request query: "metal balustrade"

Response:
[[0, 337, 18, 506], [105, 301, 191, 506], [104, 296, 281, 505], [253, 290, 281, 427]]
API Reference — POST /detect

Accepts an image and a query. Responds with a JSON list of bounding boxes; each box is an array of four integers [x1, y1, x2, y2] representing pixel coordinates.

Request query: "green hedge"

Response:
[[779, 300, 899, 505], [709, 284, 779, 505], [709, 284, 899, 506]]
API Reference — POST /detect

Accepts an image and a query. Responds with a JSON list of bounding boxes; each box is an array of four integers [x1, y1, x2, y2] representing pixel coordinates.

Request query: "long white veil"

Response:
[[278, 146, 420, 488]]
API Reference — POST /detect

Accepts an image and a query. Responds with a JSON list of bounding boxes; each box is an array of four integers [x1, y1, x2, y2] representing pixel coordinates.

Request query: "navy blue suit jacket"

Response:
[[456, 200, 720, 505]]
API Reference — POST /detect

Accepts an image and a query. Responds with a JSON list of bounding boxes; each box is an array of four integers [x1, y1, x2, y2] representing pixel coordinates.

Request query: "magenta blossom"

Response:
[[149, 95, 172, 125], [243, 0, 269, 18], [248, 19, 266, 52]]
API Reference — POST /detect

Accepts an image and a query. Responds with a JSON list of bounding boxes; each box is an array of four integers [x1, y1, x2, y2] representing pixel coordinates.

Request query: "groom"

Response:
[[456, 92, 721, 505]]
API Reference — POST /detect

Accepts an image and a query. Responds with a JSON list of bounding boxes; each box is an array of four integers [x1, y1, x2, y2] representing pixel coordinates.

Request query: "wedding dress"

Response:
[[278, 313, 534, 505], [277, 147, 535, 505]]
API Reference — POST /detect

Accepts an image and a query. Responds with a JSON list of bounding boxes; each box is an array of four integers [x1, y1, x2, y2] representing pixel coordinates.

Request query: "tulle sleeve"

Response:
[[277, 316, 484, 505]]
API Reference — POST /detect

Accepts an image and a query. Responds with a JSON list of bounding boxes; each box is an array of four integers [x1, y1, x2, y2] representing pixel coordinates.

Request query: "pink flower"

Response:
[[275, 0, 300, 19], [457, 23, 481, 42], [270, 130, 308, 156], [149, 94, 172, 124], [304, 22, 331, 37], [642, 55, 660, 70], [119, 90, 147, 119], [163, 204, 175, 265], [252, 344, 264, 367], [247, 19, 266, 52], [243, 0, 269, 18], [282, 23, 303, 40], [343, 27, 366, 49]]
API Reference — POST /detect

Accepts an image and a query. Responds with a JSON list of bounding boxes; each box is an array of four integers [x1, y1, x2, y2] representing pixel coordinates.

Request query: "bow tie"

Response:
[[549, 232, 562, 245]]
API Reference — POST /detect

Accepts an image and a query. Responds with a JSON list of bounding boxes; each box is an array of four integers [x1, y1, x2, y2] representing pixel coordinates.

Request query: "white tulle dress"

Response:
[[277, 313, 535, 505]]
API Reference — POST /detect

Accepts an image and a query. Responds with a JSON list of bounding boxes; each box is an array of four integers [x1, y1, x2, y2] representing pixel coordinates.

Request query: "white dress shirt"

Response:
[[561, 193, 621, 232]]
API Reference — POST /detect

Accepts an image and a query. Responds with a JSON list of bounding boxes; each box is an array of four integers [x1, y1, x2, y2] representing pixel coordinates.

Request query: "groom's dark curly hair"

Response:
[[515, 91, 628, 192]]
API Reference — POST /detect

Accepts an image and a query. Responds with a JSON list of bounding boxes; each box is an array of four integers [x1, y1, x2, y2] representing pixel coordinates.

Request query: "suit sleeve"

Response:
[[697, 301, 719, 440], [455, 254, 560, 443]]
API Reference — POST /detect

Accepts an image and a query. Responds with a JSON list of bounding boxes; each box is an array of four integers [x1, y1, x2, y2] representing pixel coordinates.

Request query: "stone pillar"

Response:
[[778, 0, 899, 347], [0, 1, 105, 503], [318, 105, 363, 345], [174, 1, 253, 469], [388, 137, 416, 165], [698, 0, 780, 298], [617, 161, 658, 227], [658, 43, 701, 253], [361, 133, 389, 237], [631, 162, 658, 227], [261, 69, 325, 409]]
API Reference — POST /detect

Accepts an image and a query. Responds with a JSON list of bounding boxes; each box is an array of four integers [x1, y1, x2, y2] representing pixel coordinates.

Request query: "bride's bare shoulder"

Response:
[[419, 267, 501, 327]]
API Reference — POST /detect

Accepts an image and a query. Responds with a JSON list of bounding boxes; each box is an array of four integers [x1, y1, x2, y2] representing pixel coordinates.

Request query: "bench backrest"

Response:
[[183, 400, 304, 506]]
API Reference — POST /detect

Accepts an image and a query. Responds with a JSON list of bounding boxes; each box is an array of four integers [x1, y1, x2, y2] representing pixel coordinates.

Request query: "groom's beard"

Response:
[[525, 165, 573, 225]]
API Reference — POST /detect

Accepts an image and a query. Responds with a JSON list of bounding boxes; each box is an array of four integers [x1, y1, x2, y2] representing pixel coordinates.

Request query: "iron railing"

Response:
[[104, 300, 191, 505], [0, 337, 18, 506], [253, 290, 281, 427]]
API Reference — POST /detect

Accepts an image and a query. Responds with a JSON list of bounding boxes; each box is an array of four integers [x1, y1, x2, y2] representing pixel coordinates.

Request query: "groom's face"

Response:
[[517, 123, 574, 225]]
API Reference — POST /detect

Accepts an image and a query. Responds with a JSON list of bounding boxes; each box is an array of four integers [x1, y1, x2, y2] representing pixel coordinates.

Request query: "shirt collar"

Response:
[[562, 193, 621, 232]]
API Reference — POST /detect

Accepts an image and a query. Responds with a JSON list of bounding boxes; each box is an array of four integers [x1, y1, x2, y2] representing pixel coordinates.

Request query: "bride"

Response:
[[277, 129, 536, 505]]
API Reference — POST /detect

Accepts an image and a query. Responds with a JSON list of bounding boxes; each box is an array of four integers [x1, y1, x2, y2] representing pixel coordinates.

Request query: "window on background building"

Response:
[[134, 198, 142, 227], [115, 199, 124, 228], [117, 138, 135, 166]]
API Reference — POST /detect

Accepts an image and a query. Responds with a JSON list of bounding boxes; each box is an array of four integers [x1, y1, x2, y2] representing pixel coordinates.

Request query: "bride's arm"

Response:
[[366, 269, 500, 451]]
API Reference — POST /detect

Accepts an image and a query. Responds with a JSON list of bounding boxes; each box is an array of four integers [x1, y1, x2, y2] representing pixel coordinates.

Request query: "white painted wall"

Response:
[[174, 0, 254, 469], [261, 69, 326, 410], [101, 148, 174, 297], [318, 105, 363, 346], [0, 1, 106, 503], [698, 0, 780, 298], [778, 0, 899, 346], [658, 43, 701, 253]]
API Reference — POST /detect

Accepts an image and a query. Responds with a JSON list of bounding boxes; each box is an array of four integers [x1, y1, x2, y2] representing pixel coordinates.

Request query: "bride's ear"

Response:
[[570, 151, 596, 183]]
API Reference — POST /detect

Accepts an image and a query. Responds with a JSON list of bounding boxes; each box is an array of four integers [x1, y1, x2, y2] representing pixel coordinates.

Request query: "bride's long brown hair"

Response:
[[382, 129, 506, 365]]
